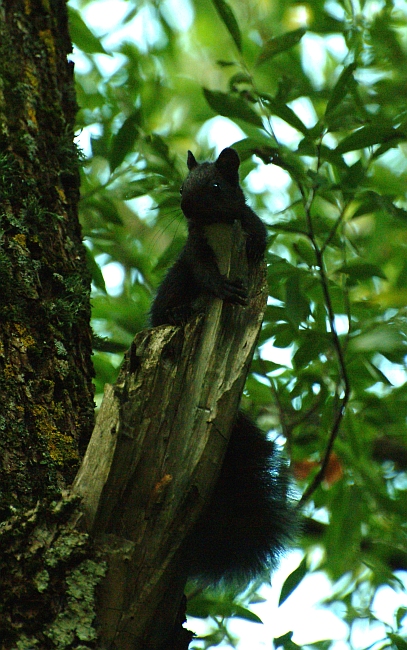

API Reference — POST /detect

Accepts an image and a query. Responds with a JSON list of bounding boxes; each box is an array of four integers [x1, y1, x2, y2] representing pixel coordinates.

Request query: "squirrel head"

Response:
[[180, 148, 246, 225]]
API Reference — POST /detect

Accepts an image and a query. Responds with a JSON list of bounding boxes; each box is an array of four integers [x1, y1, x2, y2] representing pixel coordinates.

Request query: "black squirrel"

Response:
[[150, 147, 267, 326], [151, 148, 296, 584]]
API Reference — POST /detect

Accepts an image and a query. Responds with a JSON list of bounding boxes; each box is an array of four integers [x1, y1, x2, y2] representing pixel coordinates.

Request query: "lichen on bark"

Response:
[[0, 0, 94, 516]]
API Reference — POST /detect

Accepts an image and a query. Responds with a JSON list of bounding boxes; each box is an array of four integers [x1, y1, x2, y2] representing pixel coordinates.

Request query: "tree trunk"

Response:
[[74, 222, 268, 649], [0, 2, 95, 646], [0, 0, 94, 507]]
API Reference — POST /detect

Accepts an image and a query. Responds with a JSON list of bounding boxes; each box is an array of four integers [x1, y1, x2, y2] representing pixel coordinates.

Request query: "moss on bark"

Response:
[[0, 0, 94, 518]]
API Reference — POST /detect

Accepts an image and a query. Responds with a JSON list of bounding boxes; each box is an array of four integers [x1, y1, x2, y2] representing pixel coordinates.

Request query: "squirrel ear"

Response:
[[187, 150, 198, 170], [215, 148, 240, 185]]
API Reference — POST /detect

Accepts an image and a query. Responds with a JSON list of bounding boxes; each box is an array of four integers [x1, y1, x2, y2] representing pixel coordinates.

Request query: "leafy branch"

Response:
[[298, 144, 351, 505]]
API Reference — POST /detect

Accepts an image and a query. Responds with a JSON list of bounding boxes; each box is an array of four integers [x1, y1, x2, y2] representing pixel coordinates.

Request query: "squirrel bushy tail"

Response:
[[184, 411, 296, 584]]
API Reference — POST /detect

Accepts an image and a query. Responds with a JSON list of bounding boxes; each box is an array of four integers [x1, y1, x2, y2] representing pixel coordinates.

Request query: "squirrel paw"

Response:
[[219, 277, 248, 306]]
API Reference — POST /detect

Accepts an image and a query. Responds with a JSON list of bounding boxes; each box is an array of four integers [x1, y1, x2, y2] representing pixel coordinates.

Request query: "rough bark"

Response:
[[74, 222, 268, 649], [0, 2, 96, 646], [0, 0, 94, 512]]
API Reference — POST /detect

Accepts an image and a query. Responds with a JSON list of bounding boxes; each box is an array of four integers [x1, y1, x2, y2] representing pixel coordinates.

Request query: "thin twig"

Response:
[[297, 143, 351, 506], [320, 201, 349, 254]]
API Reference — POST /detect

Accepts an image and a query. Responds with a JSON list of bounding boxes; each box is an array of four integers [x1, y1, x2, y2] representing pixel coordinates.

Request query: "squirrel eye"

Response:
[[212, 182, 221, 191]]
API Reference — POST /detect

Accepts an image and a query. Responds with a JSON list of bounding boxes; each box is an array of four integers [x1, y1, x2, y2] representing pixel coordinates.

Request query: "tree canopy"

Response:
[[69, 0, 407, 647]]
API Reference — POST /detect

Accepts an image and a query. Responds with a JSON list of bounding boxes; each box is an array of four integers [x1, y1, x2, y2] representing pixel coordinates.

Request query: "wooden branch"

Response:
[[73, 221, 268, 649]]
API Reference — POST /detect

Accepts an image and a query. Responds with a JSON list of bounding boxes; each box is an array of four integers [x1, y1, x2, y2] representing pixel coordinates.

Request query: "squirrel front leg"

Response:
[[184, 228, 248, 306]]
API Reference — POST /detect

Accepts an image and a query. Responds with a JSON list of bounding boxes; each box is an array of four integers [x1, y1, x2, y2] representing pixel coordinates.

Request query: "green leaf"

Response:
[[292, 332, 330, 369], [278, 557, 307, 606], [336, 125, 402, 154], [230, 604, 262, 623], [85, 247, 106, 293], [272, 323, 296, 348], [261, 94, 308, 135], [352, 191, 407, 220], [248, 143, 307, 183], [211, 0, 242, 52], [324, 483, 364, 577], [273, 631, 300, 649], [267, 253, 297, 274], [337, 262, 387, 285], [309, 10, 346, 34], [325, 62, 357, 117], [269, 220, 308, 236], [68, 7, 107, 55], [348, 327, 406, 353], [396, 607, 407, 628], [81, 196, 123, 225], [387, 634, 407, 650], [265, 305, 288, 323], [292, 239, 316, 266], [285, 273, 310, 327], [90, 133, 108, 158], [256, 28, 306, 65], [153, 237, 185, 273], [92, 353, 122, 388], [109, 110, 141, 172], [203, 88, 263, 127], [121, 176, 162, 200], [187, 594, 261, 622]]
